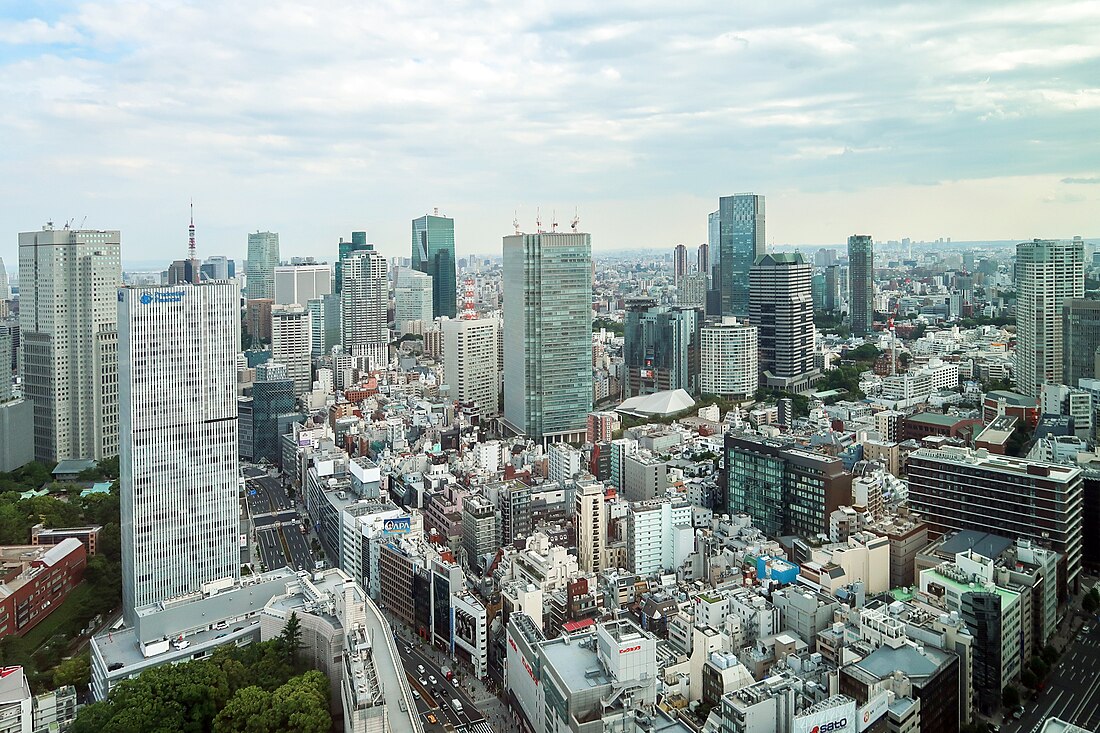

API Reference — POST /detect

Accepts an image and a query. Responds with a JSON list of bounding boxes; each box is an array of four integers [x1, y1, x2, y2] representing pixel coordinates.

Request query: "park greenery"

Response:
[[71, 615, 330, 733], [0, 459, 122, 692], [592, 317, 623, 336]]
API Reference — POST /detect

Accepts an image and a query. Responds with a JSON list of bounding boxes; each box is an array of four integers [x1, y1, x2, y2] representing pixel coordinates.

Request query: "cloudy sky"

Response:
[[1, 0, 1098, 269]]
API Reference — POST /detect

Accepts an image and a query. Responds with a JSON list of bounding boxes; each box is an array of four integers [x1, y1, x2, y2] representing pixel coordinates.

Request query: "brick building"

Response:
[[0, 539, 86, 638]]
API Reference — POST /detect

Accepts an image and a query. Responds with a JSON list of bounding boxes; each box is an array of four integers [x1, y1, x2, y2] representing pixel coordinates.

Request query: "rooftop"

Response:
[[853, 642, 952, 682], [985, 390, 1037, 407]]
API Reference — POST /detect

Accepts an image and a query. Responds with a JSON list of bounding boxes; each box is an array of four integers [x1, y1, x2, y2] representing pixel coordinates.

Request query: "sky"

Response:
[[1, 0, 1098, 271]]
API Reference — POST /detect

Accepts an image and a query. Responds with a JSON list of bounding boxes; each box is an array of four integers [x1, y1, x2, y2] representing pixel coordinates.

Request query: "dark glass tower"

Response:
[[717, 194, 765, 316], [335, 231, 368, 293], [412, 214, 457, 319], [847, 234, 874, 336]]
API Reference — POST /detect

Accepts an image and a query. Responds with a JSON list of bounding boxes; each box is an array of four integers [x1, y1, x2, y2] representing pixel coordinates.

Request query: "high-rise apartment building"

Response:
[[335, 232, 369, 293], [673, 244, 688, 283], [18, 225, 120, 463], [307, 293, 340, 356], [907, 446, 1083, 597], [503, 231, 592, 444], [443, 317, 500, 415], [626, 499, 693, 576], [274, 263, 331, 306], [700, 317, 758, 399], [749, 252, 817, 392], [1063, 298, 1100, 387], [246, 231, 280, 300], [847, 235, 874, 336], [118, 282, 240, 624], [717, 194, 765, 316], [623, 299, 701, 397], [575, 481, 606, 574], [1016, 238, 1084, 397], [824, 264, 840, 313], [340, 246, 388, 362], [270, 304, 312, 394], [412, 212, 457, 320], [394, 269, 434, 333], [697, 243, 709, 285]]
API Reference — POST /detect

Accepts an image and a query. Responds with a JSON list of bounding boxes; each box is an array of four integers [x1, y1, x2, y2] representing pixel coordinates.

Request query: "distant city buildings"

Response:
[[274, 262, 331, 306], [622, 299, 701, 397], [394, 268, 434, 333]]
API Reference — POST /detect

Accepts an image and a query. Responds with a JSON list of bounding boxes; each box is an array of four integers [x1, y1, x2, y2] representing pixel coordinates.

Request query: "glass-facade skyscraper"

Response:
[[503, 231, 592, 444], [412, 214, 457, 319], [335, 231, 368, 293], [847, 234, 874, 336], [246, 231, 280, 300], [717, 194, 765, 316], [1063, 298, 1100, 387], [623, 298, 701, 398]]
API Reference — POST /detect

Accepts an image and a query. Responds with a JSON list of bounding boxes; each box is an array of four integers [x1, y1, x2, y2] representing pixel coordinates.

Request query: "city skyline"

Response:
[[2, 2, 1099, 267]]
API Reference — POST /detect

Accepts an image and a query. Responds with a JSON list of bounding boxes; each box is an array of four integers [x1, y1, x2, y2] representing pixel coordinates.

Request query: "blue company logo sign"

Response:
[[382, 517, 411, 535], [139, 291, 185, 304]]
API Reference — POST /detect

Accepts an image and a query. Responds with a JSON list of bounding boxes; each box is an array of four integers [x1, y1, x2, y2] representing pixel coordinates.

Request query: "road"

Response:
[[394, 634, 491, 733], [1007, 621, 1100, 733], [243, 468, 315, 572]]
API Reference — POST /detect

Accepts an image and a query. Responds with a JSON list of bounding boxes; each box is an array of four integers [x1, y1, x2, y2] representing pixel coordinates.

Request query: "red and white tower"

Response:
[[462, 277, 476, 320], [188, 201, 199, 284]]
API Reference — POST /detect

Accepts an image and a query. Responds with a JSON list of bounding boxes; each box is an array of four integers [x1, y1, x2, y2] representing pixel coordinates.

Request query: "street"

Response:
[[394, 633, 493, 733], [1007, 621, 1100, 732], [243, 468, 314, 572]]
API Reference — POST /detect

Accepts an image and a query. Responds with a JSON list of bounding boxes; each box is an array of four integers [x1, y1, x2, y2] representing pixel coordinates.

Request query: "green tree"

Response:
[[213, 686, 274, 733], [592, 318, 623, 336], [53, 655, 92, 688], [1003, 684, 1020, 709], [1084, 590, 1098, 614], [1020, 668, 1039, 689], [268, 671, 331, 733], [846, 344, 881, 363], [280, 612, 304, 666]]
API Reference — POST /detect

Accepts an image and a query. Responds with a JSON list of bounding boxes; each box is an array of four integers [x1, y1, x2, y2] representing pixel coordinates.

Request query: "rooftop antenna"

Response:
[[536, 207, 542, 233], [513, 211, 520, 235], [570, 208, 580, 232], [79, 216, 87, 229], [551, 210, 559, 233]]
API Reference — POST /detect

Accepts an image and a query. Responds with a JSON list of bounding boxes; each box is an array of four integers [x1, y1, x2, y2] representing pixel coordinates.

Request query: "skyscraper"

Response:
[[673, 244, 689, 283], [340, 246, 388, 363], [307, 294, 340, 356], [443, 317, 500, 414], [717, 194, 765, 316], [847, 234, 874, 336], [18, 225, 120, 463], [824, 264, 840, 313], [1063, 298, 1100, 387], [0, 257, 10, 300], [201, 255, 234, 281], [246, 231, 280, 300], [118, 282, 240, 624], [1016, 238, 1084, 397], [622, 299, 701, 397], [394, 268, 434, 333], [274, 263, 331, 306], [335, 231, 369, 294], [749, 252, 817, 392], [700, 317, 758, 399], [696, 243, 709, 285], [503, 230, 592, 444], [412, 212, 457, 319], [270, 304, 312, 394], [249, 360, 296, 465]]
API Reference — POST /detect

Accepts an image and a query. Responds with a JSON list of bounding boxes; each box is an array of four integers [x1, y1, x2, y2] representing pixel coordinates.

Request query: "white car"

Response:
[[417, 665, 425, 674], [418, 677, 427, 686], [429, 675, 437, 685]]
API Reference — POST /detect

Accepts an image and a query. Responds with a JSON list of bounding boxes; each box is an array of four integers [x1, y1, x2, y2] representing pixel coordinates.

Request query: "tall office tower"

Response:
[[0, 326, 33, 472], [814, 247, 837, 268], [1063, 299, 1100, 386], [824, 264, 840, 313], [412, 212, 457, 319], [847, 234, 874, 336], [246, 231, 280, 300], [340, 246, 389, 362], [335, 231, 369, 293], [270, 304, 312, 394], [1016, 238, 1084, 397], [18, 225, 120, 463], [394, 268, 434, 333], [622, 298, 701, 397], [201, 255, 233, 281], [117, 282, 240, 624], [443, 317, 500, 414], [673, 244, 689, 283], [749, 252, 817, 392], [575, 480, 606, 574], [696, 243, 709, 284], [0, 257, 10, 300], [706, 210, 721, 313], [907, 445, 1083, 597], [249, 360, 297, 465], [717, 193, 765, 316], [274, 263, 331, 306], [307, 293, 341, 356], [700, 317, 758, 399], [503, 231, 593, 444], [678, 274, 707, 309], [811, 272, 826, 310]]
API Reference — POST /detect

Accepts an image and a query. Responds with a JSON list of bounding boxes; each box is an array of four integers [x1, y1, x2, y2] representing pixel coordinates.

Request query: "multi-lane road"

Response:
[[1007, 621, 1100, 733], [243, 466, 315, 572], [394, 634, 492, 733]]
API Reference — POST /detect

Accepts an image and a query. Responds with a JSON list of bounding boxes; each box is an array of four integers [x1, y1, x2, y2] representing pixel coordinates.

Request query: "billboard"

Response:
[[857, 694, 889, 732], [793, 699, 856, 733], [382, 516, 411, 535]]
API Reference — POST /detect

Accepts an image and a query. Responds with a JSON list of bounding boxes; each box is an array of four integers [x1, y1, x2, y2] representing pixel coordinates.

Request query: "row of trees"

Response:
[[72, 615, 330, 733]]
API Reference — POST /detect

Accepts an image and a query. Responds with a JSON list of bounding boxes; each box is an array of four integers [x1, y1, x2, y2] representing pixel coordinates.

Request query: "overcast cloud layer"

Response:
[[1, 0, 1098, 268]]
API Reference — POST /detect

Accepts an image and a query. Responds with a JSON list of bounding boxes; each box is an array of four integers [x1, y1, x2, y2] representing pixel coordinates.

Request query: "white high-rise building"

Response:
[[271, 304, 312, 394], [202, 255, 232, 281], [575, 480, 606, 574], [442, 317, 499, 414], [274, 263, 331, 306], [626, 499, 693, 576], [0, 256, 10, 300], [1016, 238, 1085, 397], [18, 225, 121, 463], [394, 269, 434, 333], [246, 231, 280, 300], [118, 282, 241, 624], [700, 317, 758, 399], [340, 246, 388, 364]]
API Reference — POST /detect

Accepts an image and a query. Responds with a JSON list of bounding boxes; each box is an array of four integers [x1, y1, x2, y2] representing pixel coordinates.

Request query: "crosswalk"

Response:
[[462, 722, 494, 733]]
